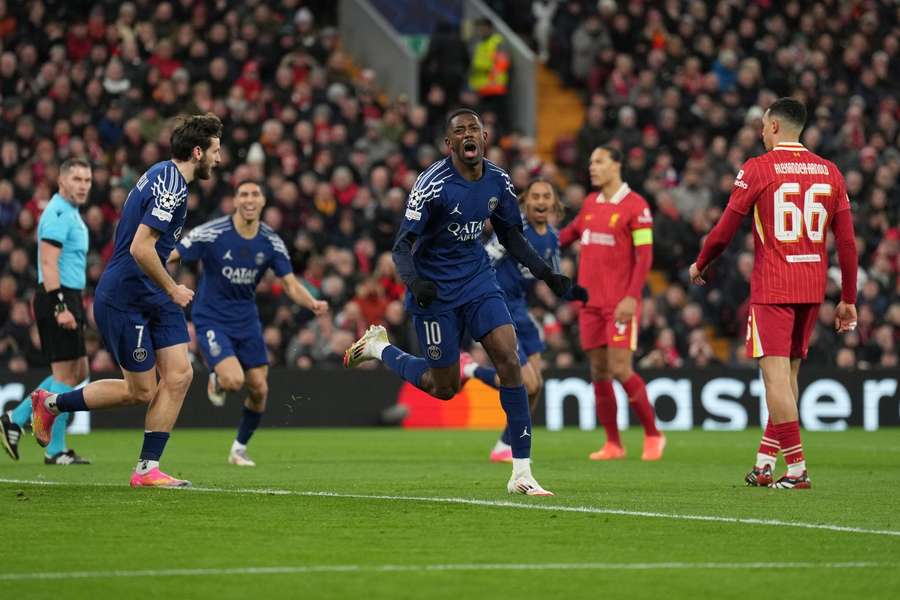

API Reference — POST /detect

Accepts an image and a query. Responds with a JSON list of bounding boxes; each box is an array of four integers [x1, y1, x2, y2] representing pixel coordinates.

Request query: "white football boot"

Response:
[[507, 474, 554, 496], [343, 325, 389, 368], [228, 444, 256, 467]]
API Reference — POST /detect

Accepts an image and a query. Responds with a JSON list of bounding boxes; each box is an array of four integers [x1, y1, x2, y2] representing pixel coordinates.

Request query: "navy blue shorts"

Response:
[[94, 297, 189, 373], [194, 319, 268, 370], [413, 291, 513, 368], [508, 299, 544, 362]]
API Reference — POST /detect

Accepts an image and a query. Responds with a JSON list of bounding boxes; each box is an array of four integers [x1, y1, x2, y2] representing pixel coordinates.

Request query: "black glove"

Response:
[[570, 284, 589, 302], [543, 272, 572, 298], [410, 279, 438, 308]]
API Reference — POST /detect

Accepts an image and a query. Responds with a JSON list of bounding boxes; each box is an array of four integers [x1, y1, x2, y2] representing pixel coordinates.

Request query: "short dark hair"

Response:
[[170, 113, 223, 161], [445, 108, 482, 132], [597, 145, 623, 164], [60, 157, 91, 174], [767, 97, 807, 130], [235, 180, 263, 194]]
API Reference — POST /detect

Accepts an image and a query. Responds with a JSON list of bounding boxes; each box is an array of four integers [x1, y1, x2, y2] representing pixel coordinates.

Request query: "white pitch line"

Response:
[[2, 478, 899, 538], [0, 561, 891, 581]]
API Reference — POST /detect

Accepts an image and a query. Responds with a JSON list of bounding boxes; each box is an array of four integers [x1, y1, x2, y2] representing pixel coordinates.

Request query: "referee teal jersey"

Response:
[[37, 193, 89, 290]]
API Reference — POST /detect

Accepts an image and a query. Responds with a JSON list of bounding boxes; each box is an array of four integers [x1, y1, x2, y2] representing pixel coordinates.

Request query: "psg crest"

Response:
[[488, 196, 498, 212], [427, 345, 442, 360], [132, 348, 148, 363]]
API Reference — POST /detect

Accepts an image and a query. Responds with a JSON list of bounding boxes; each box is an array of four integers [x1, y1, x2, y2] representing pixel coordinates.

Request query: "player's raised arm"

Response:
[[130, 224, 193, 307], [690, 161, 760, 284]]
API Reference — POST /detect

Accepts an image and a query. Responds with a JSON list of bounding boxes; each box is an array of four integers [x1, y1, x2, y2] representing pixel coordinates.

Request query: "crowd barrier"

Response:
[[1, 368, 896, 432]]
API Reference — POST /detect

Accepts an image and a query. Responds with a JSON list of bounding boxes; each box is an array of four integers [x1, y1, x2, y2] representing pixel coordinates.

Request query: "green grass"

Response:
[[2, 428, 899, 599]]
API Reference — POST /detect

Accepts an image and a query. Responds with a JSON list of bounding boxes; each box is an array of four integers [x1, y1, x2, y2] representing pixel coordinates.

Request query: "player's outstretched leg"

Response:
[[345, 325, 431, 386], [42, 378, 91, 465], [746, 417, 778, 486]]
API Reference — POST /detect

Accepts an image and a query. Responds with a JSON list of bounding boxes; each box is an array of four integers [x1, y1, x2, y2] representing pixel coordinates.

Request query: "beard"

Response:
[[195, 156, 213, 180]]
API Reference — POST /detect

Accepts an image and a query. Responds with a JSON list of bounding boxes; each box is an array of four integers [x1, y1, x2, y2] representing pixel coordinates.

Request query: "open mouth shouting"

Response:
[[462, 139, 480, 160]]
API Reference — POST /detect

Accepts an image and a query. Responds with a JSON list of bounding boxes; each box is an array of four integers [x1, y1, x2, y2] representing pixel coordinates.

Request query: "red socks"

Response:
[[774, 420, 805, 472], [757, 418, 779, 461], [593, 380, 620, 446], [622, 374, 660, 437]]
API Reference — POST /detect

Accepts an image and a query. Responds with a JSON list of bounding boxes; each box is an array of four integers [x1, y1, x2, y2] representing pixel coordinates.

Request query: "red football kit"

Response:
[[559, 183, 653, 351], [696, 142, 858, 358]]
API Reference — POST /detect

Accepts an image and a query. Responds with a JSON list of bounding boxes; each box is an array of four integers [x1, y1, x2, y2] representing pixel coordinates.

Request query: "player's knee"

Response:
[[219, 371, 245, 392], [526, 372, 543, 397], [589, 361, 610, 381], [164, 363, 194, 392], [247, 397, 266, 412], [432, 384, 459, 401], [127, 383, 156, 405], [493, 355, 522, 385], [611, 364, 633, 382], [247, 380, 268, 403]]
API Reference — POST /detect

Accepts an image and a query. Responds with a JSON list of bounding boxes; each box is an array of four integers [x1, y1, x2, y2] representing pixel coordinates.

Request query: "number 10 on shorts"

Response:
[[423, 321, 442, 345], [423, 320, 443, 361]]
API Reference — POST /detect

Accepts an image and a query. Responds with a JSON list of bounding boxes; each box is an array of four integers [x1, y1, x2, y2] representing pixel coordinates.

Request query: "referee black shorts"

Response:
[[33, 287, 86, 363]]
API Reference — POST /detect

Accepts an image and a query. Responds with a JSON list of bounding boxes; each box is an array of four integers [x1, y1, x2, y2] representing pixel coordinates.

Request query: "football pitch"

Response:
[[2, 428, 898, 599]]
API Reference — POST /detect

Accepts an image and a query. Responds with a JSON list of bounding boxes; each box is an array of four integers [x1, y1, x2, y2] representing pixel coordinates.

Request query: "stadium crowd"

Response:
[[0, 0, 897, 375]]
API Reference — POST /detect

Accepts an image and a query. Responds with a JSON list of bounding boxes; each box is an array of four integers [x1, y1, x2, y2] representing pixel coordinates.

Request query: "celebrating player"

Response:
[[1, 159, 93, 465], [690, 98, 858, 489], [344, 109, 575, 496], [460, 178, 588, 462], [168, 181, 328, 466], [559, 146, 664, 461], [30, 113, 223, 488]]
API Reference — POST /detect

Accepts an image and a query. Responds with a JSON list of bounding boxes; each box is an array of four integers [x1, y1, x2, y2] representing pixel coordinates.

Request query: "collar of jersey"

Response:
[[50, 193, 75, 212], [597, 182, 630, 205], [773, 142, 806, 151]]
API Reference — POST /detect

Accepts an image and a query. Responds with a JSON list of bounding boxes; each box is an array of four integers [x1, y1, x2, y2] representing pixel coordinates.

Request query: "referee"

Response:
[[0, 158, 93, 464]]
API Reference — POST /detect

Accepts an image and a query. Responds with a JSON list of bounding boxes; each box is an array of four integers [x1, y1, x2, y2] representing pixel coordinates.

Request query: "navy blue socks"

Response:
[[382, 346, 429, 388], [499, 385, 531, 459], [140, 431, 170, 461], [236, 405, 263, 445]]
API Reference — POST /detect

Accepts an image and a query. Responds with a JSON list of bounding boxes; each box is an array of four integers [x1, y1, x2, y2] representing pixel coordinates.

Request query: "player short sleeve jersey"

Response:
[[397, 157, 523, 314], [37, 193, 89, 290], [727, 142, 850, 304], [559, 183, 653, 308], [487, 220, 560, 302], [96, 161, 188, 310], [176, 217, 293, 324]]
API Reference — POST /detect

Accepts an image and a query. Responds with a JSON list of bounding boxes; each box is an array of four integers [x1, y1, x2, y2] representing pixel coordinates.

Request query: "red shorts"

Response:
[[746, 303, 819, 359], [579, 306, 639, 352]]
